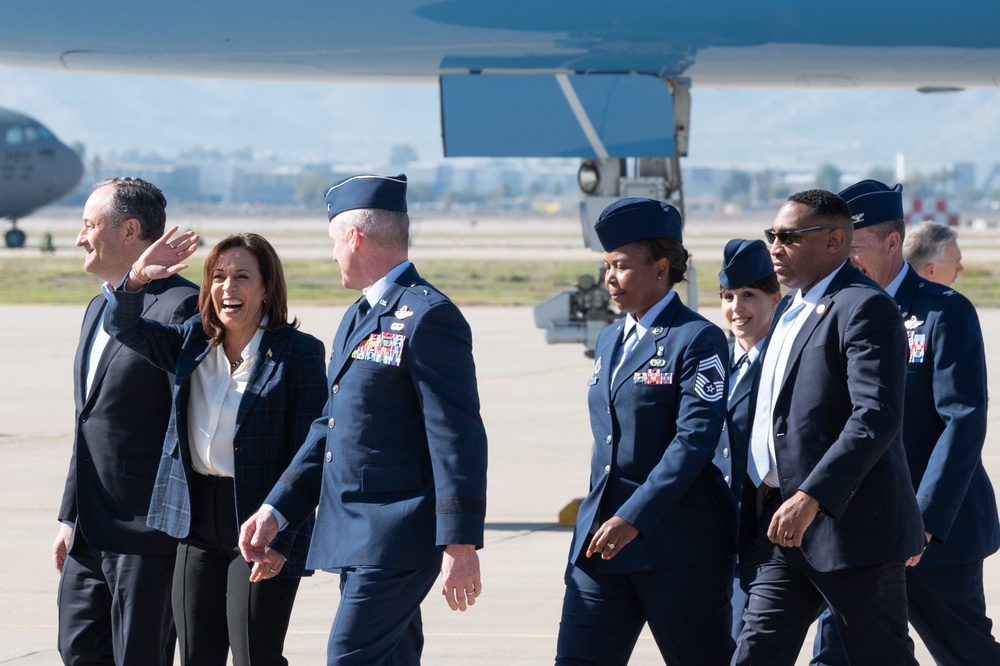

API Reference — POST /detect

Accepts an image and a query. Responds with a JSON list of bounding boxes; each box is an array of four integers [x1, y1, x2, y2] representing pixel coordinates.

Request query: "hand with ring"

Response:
[[129, 225, 200, 288], [586, 516, 638, 560]]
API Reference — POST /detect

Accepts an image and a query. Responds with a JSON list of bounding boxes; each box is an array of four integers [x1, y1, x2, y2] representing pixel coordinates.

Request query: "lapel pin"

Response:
[[816, 303, 826, 315], [379, 299, 388, 307], [266, 349, 273, 358], [651, 326, 664, 335]]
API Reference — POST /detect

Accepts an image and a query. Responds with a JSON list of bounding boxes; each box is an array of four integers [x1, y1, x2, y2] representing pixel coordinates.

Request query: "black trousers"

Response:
[[57, 530, 175, 666], [174, 473, 300, 666], [734, 490, 917, 666]]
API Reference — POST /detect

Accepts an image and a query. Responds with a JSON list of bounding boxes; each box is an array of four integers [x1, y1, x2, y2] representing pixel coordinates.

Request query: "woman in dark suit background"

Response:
[[713, 238, 781, 640], [104, 230, 327, 666], [555, 198, 736, 665]]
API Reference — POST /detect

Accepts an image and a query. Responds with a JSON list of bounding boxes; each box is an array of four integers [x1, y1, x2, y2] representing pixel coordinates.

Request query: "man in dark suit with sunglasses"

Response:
[[733, 189, 924, 665]]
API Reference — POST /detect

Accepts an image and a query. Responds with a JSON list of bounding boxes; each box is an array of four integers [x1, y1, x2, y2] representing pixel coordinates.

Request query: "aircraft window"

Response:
[[24, 127, 38, 142], [36, 127, 54, 139], [5, 127, 24, 145]]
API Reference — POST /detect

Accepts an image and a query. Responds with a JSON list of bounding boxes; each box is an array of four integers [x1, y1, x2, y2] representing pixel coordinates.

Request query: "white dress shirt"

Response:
[[187, 319, 267, 477], [749, 262, 846, 488]]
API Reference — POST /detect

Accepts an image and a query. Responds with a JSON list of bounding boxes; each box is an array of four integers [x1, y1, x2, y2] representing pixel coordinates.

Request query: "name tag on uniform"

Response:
[[351, 332, 406, 366]]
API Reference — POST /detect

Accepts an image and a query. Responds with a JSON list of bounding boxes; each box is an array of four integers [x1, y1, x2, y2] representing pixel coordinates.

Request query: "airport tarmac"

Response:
[[3, 303, 1000, 664]]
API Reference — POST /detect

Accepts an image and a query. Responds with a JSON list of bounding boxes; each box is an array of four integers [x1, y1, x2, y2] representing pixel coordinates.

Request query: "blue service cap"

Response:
[[837, 179, 903, 229], [719, 239, 774, 289], [325, 174, 407, 220], [594, 198, 682, 251]]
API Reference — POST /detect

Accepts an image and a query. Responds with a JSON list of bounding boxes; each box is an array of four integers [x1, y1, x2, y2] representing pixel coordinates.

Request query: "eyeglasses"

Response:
[[764, 225, 836, 245]]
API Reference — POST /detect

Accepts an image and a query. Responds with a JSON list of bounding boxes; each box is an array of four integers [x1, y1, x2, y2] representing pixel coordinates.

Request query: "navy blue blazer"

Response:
[[894, 266, 1000, 567], [741, 263, 925, 572], [59, 275, 198, 556], [714, 341, 755, 502], [104, 288, 328, 578], [266, 264, 488, 572], [569, 295, 736, 574]]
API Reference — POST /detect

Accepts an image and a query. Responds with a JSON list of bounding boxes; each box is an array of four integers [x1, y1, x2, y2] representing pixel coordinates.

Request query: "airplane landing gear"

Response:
[[5, 222, 26, 249]]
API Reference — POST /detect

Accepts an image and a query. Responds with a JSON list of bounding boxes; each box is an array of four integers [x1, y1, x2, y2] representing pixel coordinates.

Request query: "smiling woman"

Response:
[[102, 229, 327, 666]]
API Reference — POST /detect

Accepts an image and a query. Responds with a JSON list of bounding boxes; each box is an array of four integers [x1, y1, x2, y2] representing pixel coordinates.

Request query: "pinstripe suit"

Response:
[[104, 285, 327, 664]]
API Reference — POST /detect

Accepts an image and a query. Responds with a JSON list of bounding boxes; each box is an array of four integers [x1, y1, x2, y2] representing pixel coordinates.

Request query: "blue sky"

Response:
[[5, 65, 1000, 181]]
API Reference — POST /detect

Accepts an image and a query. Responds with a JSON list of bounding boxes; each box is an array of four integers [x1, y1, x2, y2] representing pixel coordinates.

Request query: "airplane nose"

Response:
[[50, 143, 84, 201]]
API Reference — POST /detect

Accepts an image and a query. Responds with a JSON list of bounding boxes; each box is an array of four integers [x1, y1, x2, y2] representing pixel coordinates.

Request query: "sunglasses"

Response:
[[764, 225, 836, 245]]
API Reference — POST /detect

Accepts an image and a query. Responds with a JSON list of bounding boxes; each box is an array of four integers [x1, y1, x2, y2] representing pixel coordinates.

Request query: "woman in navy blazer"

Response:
[[556, 199, 736, 666], [104, 231, 327, 666]]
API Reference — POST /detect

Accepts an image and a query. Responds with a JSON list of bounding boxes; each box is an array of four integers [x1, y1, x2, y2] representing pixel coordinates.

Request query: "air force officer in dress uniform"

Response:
[[734, 189, 925, 666], [714, 239, 781, 640], [811, 181, 1000, 665], [555, 198, 736, 666], [239, 174, 489, 665]]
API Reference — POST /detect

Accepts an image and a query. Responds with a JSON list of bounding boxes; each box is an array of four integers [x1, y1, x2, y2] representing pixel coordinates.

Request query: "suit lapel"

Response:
[[75, 295, 104, 410], [235, 329, 288, 431], [85, 285, 165, 409], [611, 297, 681, 399], [778, 264, 855, 391], [894, 266, 919, 318], [329, 265, 419, 382]]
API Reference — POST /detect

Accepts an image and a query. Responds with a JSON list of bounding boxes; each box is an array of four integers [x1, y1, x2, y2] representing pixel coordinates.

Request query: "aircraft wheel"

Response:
[[5, 228, 26, 249]]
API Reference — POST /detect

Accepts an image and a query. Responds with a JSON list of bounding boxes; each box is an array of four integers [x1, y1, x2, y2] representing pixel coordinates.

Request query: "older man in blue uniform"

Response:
[[556, 198, 736, 665], [811, 180, 1000, 665], [239, 174, 488, 665]]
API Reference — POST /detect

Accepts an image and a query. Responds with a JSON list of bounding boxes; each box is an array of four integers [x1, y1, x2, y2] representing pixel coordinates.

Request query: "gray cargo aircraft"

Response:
[[0, 107, 83, 248]]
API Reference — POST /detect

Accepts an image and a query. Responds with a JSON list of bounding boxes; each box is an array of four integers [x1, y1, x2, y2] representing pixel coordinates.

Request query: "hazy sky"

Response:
[[5, 65, 1000, 182]]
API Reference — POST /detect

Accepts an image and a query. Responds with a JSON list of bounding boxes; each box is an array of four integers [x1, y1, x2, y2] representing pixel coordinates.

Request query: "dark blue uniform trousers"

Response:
[[326, 566, 439, 665], [556, 556, 735, 665]]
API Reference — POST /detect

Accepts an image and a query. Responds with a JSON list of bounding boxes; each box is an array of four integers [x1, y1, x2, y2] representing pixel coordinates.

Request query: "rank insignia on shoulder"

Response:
[[943, 289, 956, 296], [904, 315, 924, 330], [394, 305, 415, 319]]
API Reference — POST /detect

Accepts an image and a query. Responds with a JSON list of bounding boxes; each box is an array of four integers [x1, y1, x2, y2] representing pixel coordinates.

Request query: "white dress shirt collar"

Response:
[[362, 260, 412, 308]]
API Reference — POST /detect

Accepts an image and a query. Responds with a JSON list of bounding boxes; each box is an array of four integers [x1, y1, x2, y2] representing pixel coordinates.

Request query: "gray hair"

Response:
[[94, 176, 167, 241], [336, 208, 409, 251], [902, 221, 958, 270]]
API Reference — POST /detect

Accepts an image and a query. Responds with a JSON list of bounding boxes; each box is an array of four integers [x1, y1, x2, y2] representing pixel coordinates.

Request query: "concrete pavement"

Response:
[[2, 304, 999, 663]]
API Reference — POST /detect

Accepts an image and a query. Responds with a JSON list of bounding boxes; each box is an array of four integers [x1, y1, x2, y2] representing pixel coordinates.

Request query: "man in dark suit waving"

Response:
[[240, 174, 488, 664], [811, 180, 1000, 665], [53, 177, 198, 665], [734, 189, 924, 665]]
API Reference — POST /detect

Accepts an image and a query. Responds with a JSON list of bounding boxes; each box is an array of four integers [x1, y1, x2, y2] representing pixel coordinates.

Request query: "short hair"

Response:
[[94, 177, 167, 241], [903, 221, 958, 270], [638, 237, 689, 285], [863, 218, 906, 243], [198, 233, 298, 347], [786, 189, 853, 232], [719, 272, 780, 297], [336, 207, 409, 251]]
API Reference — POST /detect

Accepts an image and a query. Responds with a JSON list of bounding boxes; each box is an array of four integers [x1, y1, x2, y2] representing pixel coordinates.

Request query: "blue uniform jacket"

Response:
[[740, 263, 925, 572], [266, 264, 488, 572], [104, 288, 328, 578], [569, 295, 736, 574], [714, 340, 755, 501], [894, 266, 1000, 567]]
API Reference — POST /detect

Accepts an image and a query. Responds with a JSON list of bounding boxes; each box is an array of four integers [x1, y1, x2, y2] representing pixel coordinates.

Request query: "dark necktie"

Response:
[[345, 298, 371, 340], [731, 353, 748, 375]]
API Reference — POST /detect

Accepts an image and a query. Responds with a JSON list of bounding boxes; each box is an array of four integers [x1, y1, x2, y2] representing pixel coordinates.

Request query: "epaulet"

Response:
[[405, 281, 445, 303]]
